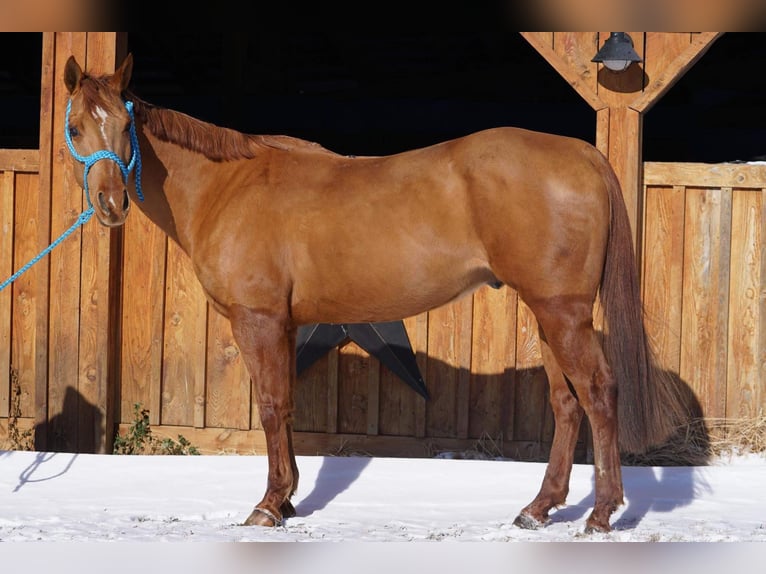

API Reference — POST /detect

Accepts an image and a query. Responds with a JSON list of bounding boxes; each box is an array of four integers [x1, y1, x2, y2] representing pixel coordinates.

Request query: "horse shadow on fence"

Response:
[[10, 387, 104, 492], [36, 386, 105, 454], [293, 347, 711, 529]]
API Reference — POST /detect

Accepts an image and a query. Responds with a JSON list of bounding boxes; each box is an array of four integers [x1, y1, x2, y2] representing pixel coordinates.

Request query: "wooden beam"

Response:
[[520, 32, 607, 111], [644, 162, 766, 188], [630, 32, 723, 114], [0, 150, 39, 172]]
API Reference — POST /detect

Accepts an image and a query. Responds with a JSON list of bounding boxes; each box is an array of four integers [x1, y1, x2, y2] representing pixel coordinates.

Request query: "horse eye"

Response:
[[69, 126, 80, 138]]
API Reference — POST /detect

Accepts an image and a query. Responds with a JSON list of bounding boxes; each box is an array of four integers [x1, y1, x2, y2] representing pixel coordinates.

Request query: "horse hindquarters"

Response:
[[228, 304, 299, 526]]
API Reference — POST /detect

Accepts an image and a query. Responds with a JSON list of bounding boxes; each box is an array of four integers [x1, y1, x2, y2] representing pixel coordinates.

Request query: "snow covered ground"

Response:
[[1, 449, 764, 571]]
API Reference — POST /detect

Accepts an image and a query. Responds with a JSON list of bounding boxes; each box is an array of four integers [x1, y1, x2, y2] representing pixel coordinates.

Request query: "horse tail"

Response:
[[599, 159, 689, 454]]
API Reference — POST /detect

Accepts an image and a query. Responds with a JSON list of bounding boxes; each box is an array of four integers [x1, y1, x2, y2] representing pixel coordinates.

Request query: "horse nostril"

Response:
[[122, 190, 130, 211], [97, 192, 109, 212]]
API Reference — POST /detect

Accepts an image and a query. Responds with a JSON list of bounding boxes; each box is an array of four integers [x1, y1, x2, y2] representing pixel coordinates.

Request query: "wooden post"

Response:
[[520, 32, 722, 261], [41, 32, 122, 453]]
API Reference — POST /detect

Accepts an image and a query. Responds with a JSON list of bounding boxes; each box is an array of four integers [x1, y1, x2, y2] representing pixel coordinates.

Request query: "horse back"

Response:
[[193, 127, 612, 323]]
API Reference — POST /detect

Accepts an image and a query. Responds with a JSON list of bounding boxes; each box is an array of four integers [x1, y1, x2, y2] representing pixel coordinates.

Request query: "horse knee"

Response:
[[258, 402, 292, 433]]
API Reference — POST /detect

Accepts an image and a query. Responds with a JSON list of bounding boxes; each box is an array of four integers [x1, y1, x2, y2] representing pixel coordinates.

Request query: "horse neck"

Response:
[[131, 124, 194, 252], [131, 124, 211, 253]]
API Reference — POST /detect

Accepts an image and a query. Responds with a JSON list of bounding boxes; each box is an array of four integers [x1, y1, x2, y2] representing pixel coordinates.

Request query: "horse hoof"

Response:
[[243, 507, 283, 527], [513, 512, 548, 530], [584, 520, 611, 534]]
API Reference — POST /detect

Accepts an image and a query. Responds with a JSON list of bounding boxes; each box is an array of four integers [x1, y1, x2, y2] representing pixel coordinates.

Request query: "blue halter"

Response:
[[64, 98, 144, 204]]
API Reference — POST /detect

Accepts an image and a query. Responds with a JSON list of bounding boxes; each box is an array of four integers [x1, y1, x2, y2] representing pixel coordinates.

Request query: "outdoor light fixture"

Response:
[[591, 32, 642, 72]]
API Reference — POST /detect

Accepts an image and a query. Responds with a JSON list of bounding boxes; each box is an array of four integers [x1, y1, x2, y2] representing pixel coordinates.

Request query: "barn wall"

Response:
[[1, 33, 763, 459]]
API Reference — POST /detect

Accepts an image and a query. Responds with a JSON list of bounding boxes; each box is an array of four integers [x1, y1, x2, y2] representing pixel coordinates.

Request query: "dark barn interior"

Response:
[[1, 28, 764, 163]]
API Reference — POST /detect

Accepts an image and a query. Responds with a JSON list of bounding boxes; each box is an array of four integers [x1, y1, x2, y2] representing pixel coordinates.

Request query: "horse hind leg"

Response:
[[517, 298, 623, 533], [513, 329, 584, 530]]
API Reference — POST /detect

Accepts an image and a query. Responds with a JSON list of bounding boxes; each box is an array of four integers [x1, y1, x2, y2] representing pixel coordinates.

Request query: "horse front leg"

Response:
[[229, 304, 298, 527]]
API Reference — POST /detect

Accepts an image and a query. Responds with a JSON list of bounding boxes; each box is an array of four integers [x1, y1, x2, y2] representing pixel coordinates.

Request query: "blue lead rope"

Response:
[[0, 209, 94, 292], [0, 98, 142, 292]]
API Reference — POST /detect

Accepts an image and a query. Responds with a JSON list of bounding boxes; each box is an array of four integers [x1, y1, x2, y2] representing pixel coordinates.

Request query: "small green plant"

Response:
[[113, 403, 199, 455], [6, 368, 34, 451]]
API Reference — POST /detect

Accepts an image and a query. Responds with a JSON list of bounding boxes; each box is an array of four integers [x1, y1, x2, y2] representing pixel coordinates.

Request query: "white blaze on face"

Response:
[[92, 105, 110, 148]]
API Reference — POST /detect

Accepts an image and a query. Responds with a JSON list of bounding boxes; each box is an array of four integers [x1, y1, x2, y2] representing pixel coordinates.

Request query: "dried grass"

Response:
[[622, 415, 766, 466]]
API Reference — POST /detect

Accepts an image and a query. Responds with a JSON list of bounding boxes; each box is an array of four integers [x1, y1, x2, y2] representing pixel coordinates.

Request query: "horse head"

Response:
[[63, 54, 139, 227]]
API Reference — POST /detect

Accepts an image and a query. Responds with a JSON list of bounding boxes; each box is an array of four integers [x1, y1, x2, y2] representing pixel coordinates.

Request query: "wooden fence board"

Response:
[[33, 33, 54, 449], [425, 297, 472, 438], [47, 33, 87, 451], [295, 355, 330, 433], [11, 173, 42, 423], [680, 187, 731, 418], [642, 185, 686, 372], [120, 210, 166, 423], [76, 34, 118, 452], [161, 243, 208, 426], [205, 312, 250, 430], [469, 286, 517, 440], [727, 189, 762, 418], [512, 298, 547, 452], [761, 187, 766, 416], [337, 341, 371, 435], [0, 171, 14, 418], [378, 358, 417, 437], [0, 150, 39, 172]]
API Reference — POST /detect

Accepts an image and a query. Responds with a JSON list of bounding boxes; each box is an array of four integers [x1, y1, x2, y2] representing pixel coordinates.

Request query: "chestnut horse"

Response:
[[63, 54, 687, 533]]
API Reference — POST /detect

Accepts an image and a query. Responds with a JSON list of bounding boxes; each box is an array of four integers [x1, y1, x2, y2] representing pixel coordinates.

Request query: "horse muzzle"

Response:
[[93, 187, 130, 227]]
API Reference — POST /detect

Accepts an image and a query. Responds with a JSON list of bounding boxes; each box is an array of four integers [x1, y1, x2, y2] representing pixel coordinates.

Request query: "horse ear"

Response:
[[64, 55, 83, 95], [111, 53, 134, 93]]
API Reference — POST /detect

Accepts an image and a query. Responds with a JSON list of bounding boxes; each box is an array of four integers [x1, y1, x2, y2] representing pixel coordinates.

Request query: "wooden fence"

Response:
[[642, 162, 764, 421], [2, 147, 763, 456]]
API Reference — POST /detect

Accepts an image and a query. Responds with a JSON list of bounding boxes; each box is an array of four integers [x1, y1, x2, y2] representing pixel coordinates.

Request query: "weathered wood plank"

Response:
[[520, 32, 605, 111], [0, 171, 14, 418], [120, 209, 166, 424], [469, 286, 517, 439], [205, 312, 250, 430], [337, 341, 371, 435], [554, 32, 600, 102], [0, 150, 39, 172], [295, 354, 330, 433], [726, 189, 761, 418], [11, 174, 42, 425], [48, 32, 87, 452], [680, 187, 731, 418], [642, 185, 686, 373], [161, 242, 208, 426], [77, 33, 118, 453], [512, 298, 547, 455], [33, 33, 54, 450], [425, 297, 472, 438], [761, 187, 766, 416], [366, 355, 380, 436], [644, 162, 766, 189], [630, 33, 722, 114]]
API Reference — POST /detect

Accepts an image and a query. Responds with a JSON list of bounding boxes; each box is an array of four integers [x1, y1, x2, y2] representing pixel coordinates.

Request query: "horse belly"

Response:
[[289, 255, 493, 325]]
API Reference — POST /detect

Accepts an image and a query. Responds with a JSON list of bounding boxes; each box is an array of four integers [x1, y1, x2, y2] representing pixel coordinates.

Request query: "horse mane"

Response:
[[124, 91, 329, 162]]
